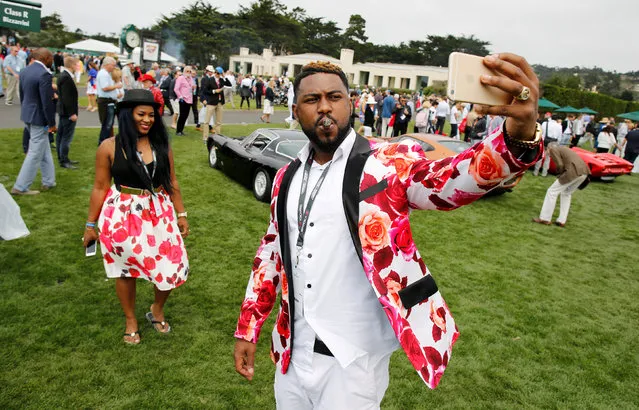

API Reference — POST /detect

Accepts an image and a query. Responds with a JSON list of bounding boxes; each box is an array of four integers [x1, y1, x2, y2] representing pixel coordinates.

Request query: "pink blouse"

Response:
[[174, 76, 193, 104]]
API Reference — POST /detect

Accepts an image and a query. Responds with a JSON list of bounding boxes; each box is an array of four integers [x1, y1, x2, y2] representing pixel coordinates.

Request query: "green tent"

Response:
[[616, 111, 639, 122], [538, 98, 560, 109], [555, 105, 581, 114], [578, 107, 598, 114]]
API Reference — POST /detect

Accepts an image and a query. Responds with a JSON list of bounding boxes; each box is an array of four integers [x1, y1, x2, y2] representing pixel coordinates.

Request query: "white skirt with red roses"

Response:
[[97, 185, 189, 290]]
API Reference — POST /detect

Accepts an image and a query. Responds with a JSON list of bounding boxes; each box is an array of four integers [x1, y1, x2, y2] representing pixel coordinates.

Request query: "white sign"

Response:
[[142, 39, 159, 62]]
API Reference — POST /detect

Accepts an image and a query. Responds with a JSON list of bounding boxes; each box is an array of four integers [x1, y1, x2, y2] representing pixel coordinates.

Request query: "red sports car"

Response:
[[549, 147, 634, 180]]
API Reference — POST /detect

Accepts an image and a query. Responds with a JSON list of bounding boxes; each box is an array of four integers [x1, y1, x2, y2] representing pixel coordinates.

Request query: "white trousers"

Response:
[[275, 352, 391, 410], [533, 151, 551, 176], [539, 175, 587, 224], [381, 117, 391, 138]]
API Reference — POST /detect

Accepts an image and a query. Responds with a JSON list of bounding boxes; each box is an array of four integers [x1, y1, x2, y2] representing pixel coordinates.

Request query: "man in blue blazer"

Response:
[[11, 48, 57, 196]]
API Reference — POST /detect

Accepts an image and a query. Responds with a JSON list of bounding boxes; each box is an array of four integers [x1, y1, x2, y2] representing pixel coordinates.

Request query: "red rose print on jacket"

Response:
[[469, 143, 508, 189], [281, 349, 291, 373], [400, 327, 426, 370], [430, 302, 448, 342], [276, 300, 290, 339], [449, 188, 485, 206], [384, 270, 408, 309], [255, 280, 276, 316], [237, 299, 258, 341], [375, 143, 400, 166], [390, 216, 416, 261], [359, 205, 391, 253]]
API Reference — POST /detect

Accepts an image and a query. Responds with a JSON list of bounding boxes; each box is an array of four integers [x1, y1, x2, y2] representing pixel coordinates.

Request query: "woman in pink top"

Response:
[[174, 66, 194, 135]]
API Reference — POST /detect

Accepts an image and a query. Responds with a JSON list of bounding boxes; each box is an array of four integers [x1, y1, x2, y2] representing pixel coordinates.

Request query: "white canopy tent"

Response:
[[65, 39, 120, 54]]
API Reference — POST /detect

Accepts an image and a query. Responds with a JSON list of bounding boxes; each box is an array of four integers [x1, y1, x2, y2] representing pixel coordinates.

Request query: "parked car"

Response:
[[383, 133, 523, 194], [207, 128, 307, 201], [548, 147, 634, 181]]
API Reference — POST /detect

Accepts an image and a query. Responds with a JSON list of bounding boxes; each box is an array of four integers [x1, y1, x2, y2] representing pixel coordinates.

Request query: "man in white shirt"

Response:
[[560, 114, 575, 146], [533, 115, 562, 176], [121, 61, 136, 90], [224, 70, 237, 108], [3, 46, 21, 105], [96, 57, 122, 144], [570, 114, 585, 147], [234, 57, 543, 407], [449, 102, 460, 139], [285, 84, 297, 129], [427, 100, 437, 133], [434, 98, 450, 134]]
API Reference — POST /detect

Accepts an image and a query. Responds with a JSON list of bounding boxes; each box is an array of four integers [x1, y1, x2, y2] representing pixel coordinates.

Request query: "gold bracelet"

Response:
[[504, 122, 542, 149]]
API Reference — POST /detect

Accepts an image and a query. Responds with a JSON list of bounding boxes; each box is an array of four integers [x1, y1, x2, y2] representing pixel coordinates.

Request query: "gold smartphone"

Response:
[[447, 52, 512, 106]]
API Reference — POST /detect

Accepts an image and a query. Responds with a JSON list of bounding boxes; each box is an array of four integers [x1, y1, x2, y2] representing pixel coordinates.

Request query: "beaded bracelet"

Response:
[[86, 222, 96, 228]]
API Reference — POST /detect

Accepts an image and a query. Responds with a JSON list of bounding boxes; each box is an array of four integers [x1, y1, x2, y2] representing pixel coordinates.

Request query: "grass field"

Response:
[[1, 125, 638, 408]]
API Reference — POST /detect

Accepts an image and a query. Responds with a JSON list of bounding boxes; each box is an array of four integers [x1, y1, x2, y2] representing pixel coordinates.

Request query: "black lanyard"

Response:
[[296, 150, 332, 250], [136, 149, 157, 184]]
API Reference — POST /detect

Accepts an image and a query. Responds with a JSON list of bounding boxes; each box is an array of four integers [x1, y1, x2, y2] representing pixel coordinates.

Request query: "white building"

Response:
[[229, 48, 448, 91]]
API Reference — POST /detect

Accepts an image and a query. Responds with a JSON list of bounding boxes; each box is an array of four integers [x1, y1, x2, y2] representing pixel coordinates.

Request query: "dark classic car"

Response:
[[207, 128, 307, 201]]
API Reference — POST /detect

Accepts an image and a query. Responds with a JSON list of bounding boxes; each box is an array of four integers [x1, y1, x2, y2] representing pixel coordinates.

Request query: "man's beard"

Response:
[[301, 114, 351, 154]]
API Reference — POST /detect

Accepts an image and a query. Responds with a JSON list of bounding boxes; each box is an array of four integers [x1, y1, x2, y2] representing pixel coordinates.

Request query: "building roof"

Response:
[[354, 61, 448, 72], [275, 53, 340, 64]]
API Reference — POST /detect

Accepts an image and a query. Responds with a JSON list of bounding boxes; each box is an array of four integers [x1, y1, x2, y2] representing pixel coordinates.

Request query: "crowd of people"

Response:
[[1, 47, 305, 196]]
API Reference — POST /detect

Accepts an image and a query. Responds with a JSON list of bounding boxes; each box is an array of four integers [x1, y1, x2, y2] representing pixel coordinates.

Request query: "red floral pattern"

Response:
[[235, 127, 541, 387], [98, 185, 189, 291]]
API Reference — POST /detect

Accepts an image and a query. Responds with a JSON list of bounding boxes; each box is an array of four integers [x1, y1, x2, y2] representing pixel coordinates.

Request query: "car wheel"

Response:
[[252, 168, 272, 202], [208, 146, 219, 169]]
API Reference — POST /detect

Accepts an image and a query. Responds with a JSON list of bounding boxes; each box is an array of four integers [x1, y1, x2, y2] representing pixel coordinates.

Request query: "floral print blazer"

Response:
[[236, 127, 541, 389]]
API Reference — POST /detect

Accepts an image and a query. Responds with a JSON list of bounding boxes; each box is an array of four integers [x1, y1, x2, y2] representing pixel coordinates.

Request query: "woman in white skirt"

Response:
[[83, 89, 190, 345], [260, 79, 275, 123]]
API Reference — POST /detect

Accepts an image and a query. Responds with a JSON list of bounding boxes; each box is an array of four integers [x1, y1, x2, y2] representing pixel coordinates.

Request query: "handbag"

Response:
[[459, 117, 467, 133], [0, 184, 30, 240], [388, 113, 396, 127]]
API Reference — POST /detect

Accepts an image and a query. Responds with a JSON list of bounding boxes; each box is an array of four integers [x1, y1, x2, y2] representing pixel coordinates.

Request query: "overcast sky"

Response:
[[39, 0, 638, 73]]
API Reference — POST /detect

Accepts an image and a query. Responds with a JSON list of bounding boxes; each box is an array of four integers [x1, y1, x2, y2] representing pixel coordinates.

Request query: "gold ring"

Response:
[[516, 86, 530, 101]]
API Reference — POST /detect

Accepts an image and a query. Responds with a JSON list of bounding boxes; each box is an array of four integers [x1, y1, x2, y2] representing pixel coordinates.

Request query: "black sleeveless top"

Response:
[[112, 136, 162, 190]]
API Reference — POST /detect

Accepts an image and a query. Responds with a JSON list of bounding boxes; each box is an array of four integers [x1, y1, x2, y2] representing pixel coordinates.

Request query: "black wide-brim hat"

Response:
[[116, 89, 161, 112]]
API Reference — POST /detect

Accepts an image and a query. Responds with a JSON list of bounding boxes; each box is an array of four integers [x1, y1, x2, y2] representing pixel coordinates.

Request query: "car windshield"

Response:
[[275, 140, 307, 159], [437, 140, 472, 153]]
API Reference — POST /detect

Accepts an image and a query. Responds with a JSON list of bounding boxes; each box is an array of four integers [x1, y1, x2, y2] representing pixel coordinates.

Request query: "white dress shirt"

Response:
[[96, 68, 117, 99], [435, 100, 450, 117], [543, 120, 562, 140], [286, 130, 399, 372], [450, 106, 459, 125]]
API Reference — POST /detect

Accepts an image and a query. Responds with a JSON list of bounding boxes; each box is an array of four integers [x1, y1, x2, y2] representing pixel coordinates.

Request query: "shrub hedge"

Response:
[[542, 84, 639, 117]]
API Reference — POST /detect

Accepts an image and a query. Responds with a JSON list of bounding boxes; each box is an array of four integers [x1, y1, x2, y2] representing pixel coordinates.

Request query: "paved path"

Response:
[[0, 100, 290, 129]]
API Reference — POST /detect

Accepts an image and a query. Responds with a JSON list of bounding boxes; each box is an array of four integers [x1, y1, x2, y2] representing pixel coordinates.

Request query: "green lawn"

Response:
[[0, 126, 638, 408]]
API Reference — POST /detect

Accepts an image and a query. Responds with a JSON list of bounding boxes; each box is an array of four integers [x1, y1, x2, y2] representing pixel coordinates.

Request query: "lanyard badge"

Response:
[[295, 150, 332, 267]]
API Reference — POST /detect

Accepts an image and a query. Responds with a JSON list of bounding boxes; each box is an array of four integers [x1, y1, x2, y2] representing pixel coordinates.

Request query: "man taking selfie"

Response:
[[234, 53, 543, 408]]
